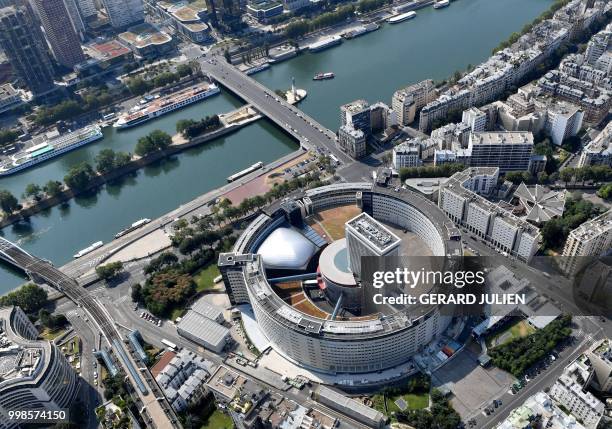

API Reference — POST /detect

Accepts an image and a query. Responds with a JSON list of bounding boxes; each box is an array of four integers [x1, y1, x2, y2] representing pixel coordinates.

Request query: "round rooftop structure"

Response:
[[257, 227, 316, 270], [318, 238, 357, 288], [221, 183, 463, 374]]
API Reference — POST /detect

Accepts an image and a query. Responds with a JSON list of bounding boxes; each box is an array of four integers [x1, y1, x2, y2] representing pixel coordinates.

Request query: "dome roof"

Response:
[[257, 227, 316, 270]]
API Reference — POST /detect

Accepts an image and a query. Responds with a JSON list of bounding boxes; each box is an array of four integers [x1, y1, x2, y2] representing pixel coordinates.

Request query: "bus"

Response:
[[161, 339, 178, 351]]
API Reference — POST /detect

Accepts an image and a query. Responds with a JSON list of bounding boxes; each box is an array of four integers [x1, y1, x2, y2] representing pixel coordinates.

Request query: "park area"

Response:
[[486, 319, 536, 348], [194, 264, 220, 292], [372, 374, 430, 417]]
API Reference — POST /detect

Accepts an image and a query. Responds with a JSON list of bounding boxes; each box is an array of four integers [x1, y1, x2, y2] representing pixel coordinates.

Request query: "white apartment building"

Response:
[[550, 371, 604, 429], [392, 141, 421, 169], [391, 80, 437, 126], [543, 101, 584, 146], [338, 124, 366, 159], [561, 209, 612, 275], [468, 131, 534, 173], [439, 167, 541, 261], [579, 121, 612, 167], [462, 107, 487, 132]]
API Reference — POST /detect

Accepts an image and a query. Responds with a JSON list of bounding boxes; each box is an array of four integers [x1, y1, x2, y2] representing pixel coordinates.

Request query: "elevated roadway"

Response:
[[0, 238, 181, 429], [199, 56, 354, 164]]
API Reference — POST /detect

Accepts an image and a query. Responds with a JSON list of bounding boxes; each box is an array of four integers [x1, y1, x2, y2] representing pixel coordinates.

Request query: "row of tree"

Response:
[[126, 64, 194, 96], [135, 130, 172, 157], [489, 315, 572, 377], [176, 115, 222, 139], [285, 4, 355, 38]]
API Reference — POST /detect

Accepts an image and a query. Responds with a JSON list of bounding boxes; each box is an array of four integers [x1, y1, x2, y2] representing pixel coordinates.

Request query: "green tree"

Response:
[[176, 119, 196, 134], [176, 64, 193, 77], [597, 183, 612, 200], [0, 189, 19, 213], [43, 180, 63, 197], [114, 152, 132, 168], [95, 149, 117, 174], [64, 162, 95, 190], [95, 262, 124, 281], [0, 129, 19, 147], [127, 77, 152, 95], [0, 283, 48, 313], [559, 168, 574, 185], [23, 183, 42, 201]]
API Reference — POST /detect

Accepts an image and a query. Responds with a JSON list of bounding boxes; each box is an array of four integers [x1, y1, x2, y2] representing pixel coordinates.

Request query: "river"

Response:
[[0, 0, 553, 292]]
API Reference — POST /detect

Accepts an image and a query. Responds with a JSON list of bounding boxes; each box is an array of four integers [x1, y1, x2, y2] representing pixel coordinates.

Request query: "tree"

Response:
[[43, 180, 63, 197], [95, 149, 116, 174], [597, 183, 612, 200], [135, 130, 172, 156], [176, 64, 193, 77], [96, 262, 124, 281], [0, 189, 19, 213], [131, 283, 143, 303], [176, 119, 196, 134], [0, 129, 19, 147], [114, 152, 132, 168], [64, 162, 95, 190], [559, 168, 574, 185], [0, 283, 48, 313], [127, 77, 151, 95], [23, 183, 42, 201]]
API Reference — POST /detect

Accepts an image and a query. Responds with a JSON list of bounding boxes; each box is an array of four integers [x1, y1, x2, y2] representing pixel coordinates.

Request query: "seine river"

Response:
[[0, 0, 553, 292]]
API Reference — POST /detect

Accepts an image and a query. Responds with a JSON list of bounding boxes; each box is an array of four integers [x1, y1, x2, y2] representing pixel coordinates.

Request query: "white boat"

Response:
[[227, 161, 264, 182], [387, 11, 416, 23], [115, 218, 151, 239], [74, 241, 104, 258], [0, 125, 104, 176], [308, 36, 342, 52], [433, 0, 450, 8], [113, 83, 220, 129]]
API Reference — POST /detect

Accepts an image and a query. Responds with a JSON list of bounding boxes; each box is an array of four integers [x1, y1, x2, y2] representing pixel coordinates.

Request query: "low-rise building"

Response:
[[246, 0, 283, 22], [0, 83, 23, 113], [496, 391, 586, 429], [118, 23, 173, 58], [154, 349, 214, 412], [177, 310, 231, 353]]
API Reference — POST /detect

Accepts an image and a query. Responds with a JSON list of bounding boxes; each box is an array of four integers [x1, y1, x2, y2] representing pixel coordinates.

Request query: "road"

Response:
[[198, 55, 355, 165], [0, 239, 180, 428]]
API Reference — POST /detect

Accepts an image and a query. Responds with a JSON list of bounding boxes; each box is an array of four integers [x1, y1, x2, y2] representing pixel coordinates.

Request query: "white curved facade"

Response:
[[219, 183, 462, 374], [0, 307, 78, 429], [257, 227, 316, 270]]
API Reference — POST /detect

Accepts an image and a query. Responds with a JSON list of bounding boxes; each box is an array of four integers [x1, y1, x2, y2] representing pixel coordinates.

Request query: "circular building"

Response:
[[218, 183, 462, 374], [318, 238, 360, 311]]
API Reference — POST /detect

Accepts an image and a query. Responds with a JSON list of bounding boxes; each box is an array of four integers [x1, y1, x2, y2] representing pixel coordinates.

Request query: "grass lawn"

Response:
[[487, 319, 536, 348], [169, 307, 186, 322], [372, 394, 386, 413], [194, 264, 220, 292], [200, 409, 233, 429], [386, 392, 429, 413], [39, 327, 66, 341]]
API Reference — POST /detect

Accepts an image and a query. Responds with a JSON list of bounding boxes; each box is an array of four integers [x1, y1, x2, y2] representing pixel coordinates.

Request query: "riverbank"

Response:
[[0, 0, 555, 292], [0, 89, 307, 229]]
